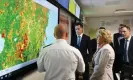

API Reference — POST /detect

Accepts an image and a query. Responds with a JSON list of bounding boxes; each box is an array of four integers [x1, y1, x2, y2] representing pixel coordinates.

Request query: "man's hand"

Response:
[[78, 75, 83, 80], [78, 72, 83, 80]]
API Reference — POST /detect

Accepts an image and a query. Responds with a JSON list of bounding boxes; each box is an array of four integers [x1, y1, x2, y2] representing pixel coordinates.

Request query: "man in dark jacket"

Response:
[[71, 22, 91, 80], [113, 24, 126, 80]]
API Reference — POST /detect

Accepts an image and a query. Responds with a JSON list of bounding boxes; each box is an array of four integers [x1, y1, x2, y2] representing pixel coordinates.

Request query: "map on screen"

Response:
[[0, 0, 58, 76]]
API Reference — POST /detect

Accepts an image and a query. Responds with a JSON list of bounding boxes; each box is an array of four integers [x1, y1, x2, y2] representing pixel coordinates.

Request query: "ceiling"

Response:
[[75, 0, 133, 17]]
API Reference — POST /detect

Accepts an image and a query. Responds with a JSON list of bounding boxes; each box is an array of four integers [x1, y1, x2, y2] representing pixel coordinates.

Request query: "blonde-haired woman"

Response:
[[90, 29, 115, 80]]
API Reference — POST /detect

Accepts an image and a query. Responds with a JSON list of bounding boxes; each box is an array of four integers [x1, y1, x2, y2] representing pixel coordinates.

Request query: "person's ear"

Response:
[[54, 33, 56, 38], [66, 32, 68, 37]]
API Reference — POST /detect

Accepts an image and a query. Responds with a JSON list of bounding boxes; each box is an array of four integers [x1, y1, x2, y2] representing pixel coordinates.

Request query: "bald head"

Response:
[[54, 24, 68, 39]]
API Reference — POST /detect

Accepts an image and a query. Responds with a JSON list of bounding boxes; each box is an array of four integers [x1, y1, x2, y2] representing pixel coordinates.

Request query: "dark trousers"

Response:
[[120, 63, 133, 80], [113, 71, 118, 80], [76, 63, 89, 80], [113, 66, 119, 80], [120, 71, 133, 80]]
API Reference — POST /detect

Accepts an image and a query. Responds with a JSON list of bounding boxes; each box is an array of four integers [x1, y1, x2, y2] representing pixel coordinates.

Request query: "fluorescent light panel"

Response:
[[115, 10, 133, 13]]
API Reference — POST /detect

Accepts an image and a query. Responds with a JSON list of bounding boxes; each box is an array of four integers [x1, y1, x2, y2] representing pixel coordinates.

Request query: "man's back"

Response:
[[113, 33, 123, 50], [37, 39, 85, 80]]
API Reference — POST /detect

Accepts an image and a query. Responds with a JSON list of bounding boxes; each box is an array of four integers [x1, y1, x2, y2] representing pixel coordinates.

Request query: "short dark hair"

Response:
[[99, 27, 106, 30], [75, 22, 83, 28], [121, 25, 131, 31]]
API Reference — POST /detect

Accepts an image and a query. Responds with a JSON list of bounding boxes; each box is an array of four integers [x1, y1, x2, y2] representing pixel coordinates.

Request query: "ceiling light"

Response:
[[115, 10, 133, 13]]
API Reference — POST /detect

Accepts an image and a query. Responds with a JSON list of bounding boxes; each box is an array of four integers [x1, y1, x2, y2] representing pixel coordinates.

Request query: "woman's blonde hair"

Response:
[[96, 29, 112, 44]]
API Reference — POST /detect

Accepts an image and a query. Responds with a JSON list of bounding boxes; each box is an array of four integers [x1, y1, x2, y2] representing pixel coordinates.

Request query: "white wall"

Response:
[[84, 16, 133, 39]]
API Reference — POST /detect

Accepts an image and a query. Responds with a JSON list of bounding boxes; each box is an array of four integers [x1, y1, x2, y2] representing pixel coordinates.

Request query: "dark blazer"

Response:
[[113, 33, 122, 72], [71, 34, 90, 63], [90, 38, 97, 55], [119, 36, 133, 66], [113, 33, 122, 52]]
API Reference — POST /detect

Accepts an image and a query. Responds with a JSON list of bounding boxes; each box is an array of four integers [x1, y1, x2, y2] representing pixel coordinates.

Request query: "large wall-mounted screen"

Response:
[[0, 0, 58, 77], [56, 0, 80, 19], [75, 4, 80, 18], [56, 0, 69, 9], [69, 0, 76, 15]]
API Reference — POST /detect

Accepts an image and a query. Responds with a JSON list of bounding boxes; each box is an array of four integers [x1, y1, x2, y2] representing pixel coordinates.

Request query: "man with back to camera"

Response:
[[113, 24, 124, 47], [113, 24, 125, 80], [118, 26, 133, 80], [71, 22, 91, 80], [113, 24, 125, 56], [37, 24, 85, 80]]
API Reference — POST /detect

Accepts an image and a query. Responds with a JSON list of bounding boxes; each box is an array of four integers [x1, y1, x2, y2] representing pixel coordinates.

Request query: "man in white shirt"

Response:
[[37, 24, 85, 80]]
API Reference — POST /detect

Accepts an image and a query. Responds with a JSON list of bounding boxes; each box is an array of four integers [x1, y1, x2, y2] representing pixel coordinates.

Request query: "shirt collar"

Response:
[[77, 33, 83, 38], [126, 35, 131, 41], [56, 39, 67, 43]]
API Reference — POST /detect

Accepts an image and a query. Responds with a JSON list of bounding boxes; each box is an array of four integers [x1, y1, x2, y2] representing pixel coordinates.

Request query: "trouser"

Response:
[[83, 63, 89, 80], [120, 71, 133, 80], [76, 63, 89, 80], [120, 63, 133, 80], [113, 71, 118, 80]]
